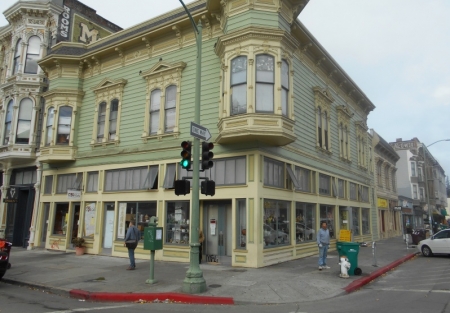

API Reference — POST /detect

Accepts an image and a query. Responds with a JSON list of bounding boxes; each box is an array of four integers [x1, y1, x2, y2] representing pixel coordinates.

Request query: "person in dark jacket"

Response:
[[124, 220, 140, 270]]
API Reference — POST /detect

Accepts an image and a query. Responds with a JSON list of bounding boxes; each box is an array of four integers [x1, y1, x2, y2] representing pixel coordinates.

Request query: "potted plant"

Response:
[[72, 237, 85, 256]]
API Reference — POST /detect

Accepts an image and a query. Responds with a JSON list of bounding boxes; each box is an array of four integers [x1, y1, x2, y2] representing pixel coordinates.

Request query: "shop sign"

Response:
[[67, 189, 81, 200], [377, 198, 388, 208], [58, 5, 72, 41], [3, 187, 18, 203], [394, 206, 402, 211]]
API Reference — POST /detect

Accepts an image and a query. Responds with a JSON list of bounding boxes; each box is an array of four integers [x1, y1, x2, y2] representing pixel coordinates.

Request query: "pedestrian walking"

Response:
[[199, 229, 204, 264], [124, 220, 140, 270], [317, 221, 330, 270]]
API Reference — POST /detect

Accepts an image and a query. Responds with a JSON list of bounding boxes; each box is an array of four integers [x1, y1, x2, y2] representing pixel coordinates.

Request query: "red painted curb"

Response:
[[344, 253, 417, 293], [70, 290, 234, 305]]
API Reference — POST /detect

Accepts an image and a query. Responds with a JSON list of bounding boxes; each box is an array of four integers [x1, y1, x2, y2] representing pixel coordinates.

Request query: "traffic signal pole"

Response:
[[180, 0, 206, 294]]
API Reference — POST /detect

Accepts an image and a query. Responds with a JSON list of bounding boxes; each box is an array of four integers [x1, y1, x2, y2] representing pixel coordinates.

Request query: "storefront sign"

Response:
[[118, 203, 127, 239], [394, 206, 402, 211], [58, 5, 72, 41], [3, 187, 18, 203], [67, 189, 81, 200], [377, 198, 388, 208]]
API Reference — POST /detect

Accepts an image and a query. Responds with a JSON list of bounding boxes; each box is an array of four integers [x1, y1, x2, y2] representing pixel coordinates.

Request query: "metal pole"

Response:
[[146, 250, 157, 284], [372, 241, 377, 267], [180, 0, 206, 294]]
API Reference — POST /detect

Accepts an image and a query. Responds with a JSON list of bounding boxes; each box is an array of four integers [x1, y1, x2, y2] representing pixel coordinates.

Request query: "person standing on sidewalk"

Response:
[[124, 220, 140, 270], [317, 221, 330, 270]]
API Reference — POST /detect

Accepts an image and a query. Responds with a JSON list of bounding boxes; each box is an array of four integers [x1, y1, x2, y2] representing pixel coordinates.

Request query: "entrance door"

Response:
[[5, 187, 34, 247], [103, 203, 115, 249], [203, 201, 232, 260], [40, 204, 50, 248], [70, 203, 80, 242]]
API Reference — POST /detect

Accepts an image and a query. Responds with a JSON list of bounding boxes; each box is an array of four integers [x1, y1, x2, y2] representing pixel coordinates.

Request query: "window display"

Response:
[[320, 205, 334, 238], [53, 203, 69, 235], [295, 202, 316, 243], [362, 208, 370, 234], [263, 199, 290, 248], [166, 201, 190, 245], [117, 202, 157, 240], [352, 207, 360, 235], [236, 199, 246, 249]]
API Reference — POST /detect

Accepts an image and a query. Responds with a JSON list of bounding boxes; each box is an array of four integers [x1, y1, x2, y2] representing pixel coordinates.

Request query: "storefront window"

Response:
[[362, 208, 370, 234], [263, 199, 290, 248], [166, 201, 190, 245], [320, 205, 335, 238], [117, 202, 157, 240], [236, 199, 246, 249], [53, 203, 69, 235], [352, 207, 360, 235], [84, 203, 96, 237], [295, 202, 316, 243]]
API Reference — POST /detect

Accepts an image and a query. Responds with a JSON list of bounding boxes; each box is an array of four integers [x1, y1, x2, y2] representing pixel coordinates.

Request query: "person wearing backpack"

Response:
[[124, 220, 140, 270]]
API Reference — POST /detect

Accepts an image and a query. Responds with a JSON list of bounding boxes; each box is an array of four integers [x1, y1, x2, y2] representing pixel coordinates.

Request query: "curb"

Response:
[[70, 289, 235, 305], [344, 252, 418, 293]]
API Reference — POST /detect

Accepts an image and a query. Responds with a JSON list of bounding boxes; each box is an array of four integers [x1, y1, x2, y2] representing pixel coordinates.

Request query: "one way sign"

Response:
[[190, 122, 211, 141]]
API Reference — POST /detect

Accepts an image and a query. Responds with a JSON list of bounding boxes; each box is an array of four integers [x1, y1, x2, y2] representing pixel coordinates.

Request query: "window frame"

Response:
[[3, 99, 14, 145], [255, 54, 275, 113], [24, 36, 41, 74], [313, 87, 333, 152], [16, 97, 33, 144], [56, 106, 73, 145], [264, 157, 285, 189], [12, 39, 22, 75]]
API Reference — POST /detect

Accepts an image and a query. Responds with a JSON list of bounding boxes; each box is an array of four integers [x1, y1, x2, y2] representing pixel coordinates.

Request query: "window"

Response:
[[295, 202, 316, 243], [352, 207, 360, 235], [104, 167, 148, 191], [294, 166, 312, 192], [236, 199, 246, 249], [319, 174, 331, 196], [338, 179, 345, 198], [384, 167, 390, 189], [377, 162, 382, 186], [16, 98, 33, 144], [410, 162, 416, 177], [281, 60, 289, 116], [56, 173, 80, 194], [263, 199, 290, 248], [56, 106, 72, 144], [350, 182, 357, 200], [255, 54, 274, 113], [53, 203, 69, 235], [96, 99, 118, 143], [117, 202, 157, 240], [419, 187, 425, 201], [12, 39, 22, 75], [44, 176, 53, 194], [418, 167, 423, 181], [320, 205, 335, 238], [163, 164, 176, 189], [3, 100, 13, 145], [361, 186, 369, 202], [109, 99, 118, 140], [391, 170, 396, 191], [317, 107, 322, 148], [46, 107, 55, 145], [24, 36, 41, 74], [86, 172, 98, 192], [413, 184, 418, 199], [14, 169, 36, 184], [165, 86, 176, 133], [314, 87, 333, 152], [362, 208, 370, 234], [230, 56, 247, 115], [96, 102, 106, 142], [324, 112, 328, 149], [264, 157, 284, 188], [166, 201, 190, 245], [149, 89, 160, 135]]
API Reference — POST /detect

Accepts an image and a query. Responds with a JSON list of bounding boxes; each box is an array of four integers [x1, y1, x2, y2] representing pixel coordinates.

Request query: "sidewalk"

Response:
[[1, 236, 418, 305]]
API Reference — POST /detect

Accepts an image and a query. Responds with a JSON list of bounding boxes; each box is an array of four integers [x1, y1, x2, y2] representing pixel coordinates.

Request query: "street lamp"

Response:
[[421, 139, 450, 236], [179, 0, 206, 294]]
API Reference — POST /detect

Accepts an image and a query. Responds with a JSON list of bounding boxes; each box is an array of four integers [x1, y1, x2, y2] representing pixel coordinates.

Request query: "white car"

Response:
[[417, 229, 450, 257]]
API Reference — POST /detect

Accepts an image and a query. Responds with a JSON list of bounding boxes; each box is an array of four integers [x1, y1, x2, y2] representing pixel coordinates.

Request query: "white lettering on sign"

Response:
[[79, 23, 99, 43], [59, 5, 71, 38], [67, 189, 81, 200]]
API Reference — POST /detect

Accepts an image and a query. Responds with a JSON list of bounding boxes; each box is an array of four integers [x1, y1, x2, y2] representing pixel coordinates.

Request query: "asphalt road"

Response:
[[0, 254, 449, 313]]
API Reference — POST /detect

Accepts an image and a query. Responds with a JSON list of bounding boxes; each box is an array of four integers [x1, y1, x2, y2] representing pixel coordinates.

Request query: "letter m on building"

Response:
[[79, 23, 99, 44]]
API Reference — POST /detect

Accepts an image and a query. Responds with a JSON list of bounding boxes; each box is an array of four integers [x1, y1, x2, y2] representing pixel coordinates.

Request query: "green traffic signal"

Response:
[[180, 141, 192, 170]]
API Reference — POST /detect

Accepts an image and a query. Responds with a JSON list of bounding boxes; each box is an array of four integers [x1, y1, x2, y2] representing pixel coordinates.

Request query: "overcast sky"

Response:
[[1, 0, 449, 178]]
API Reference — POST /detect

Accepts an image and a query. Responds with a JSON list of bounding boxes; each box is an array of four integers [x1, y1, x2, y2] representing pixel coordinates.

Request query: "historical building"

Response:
[[370, 129, 400, 239], [35, 0, 377, 267], [390, 138, 447, 233], [0, 0, 121, 248]]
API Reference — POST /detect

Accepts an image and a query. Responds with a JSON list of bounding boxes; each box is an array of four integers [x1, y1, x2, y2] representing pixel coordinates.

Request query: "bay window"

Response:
[[255, 54, 274, 113], [16, 98, 33, 144], [230, 56, 247, 115]]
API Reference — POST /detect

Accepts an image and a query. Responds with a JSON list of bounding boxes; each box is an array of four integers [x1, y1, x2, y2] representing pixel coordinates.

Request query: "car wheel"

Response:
[[421, 245, 433, 257]]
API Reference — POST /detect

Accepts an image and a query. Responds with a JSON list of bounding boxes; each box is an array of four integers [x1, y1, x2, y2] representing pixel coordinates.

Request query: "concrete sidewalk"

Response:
[[1, 236, 418, 305]]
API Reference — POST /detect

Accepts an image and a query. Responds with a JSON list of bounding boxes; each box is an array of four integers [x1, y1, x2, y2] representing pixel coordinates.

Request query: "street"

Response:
[[1, 254, 449, 313]]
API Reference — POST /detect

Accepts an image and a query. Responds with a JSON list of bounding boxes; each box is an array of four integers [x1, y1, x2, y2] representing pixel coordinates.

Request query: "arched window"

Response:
[[46, 107, 55, 145], [149, 89, 161, 135], [12, 39, 22, 75], [317, 107, 322, 147], [3, 100, 13, 145], [281, 60, 289, 116], [57, 106, 72, 144], [97, 102, 106, 142], [255, 54, 274, 113], [165, 85, 176, 133], [16, 98, 33, 144], [109, 99, 118, 140], [24, 36, 41, 74], [230, 56, 247, 115]]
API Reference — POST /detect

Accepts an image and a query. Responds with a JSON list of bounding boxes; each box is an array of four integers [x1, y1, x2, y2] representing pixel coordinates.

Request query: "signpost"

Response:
[[190, 122, 211, 141]]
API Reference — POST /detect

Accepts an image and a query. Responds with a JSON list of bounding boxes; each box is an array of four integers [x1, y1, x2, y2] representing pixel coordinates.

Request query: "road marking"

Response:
[[372, 288, 450, 293], [44, 304, 135, 313]]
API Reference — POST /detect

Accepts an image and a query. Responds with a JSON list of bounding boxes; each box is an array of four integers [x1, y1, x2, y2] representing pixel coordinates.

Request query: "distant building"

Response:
[[0, 0, 121, 249]]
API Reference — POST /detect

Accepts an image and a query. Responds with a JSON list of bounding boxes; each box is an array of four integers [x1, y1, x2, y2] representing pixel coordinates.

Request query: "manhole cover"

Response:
[[208, 284, 222, 288]]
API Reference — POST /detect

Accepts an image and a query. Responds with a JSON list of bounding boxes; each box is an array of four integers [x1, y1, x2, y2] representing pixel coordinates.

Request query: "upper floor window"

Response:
[[349, 182, 357, 200], [281, 60, 289, 116], [109, 99, 118, 140], [313, 87, 333, 152], [412, 184, 418, 199], [255, 54, 274, 113], [95, 99, 119, 143], [338, 179, 345, 198], [24, 36, 41, 74], [57, 106, 72, 144], [46, 107, 55, 145], [410, 161, 416, 177], [230, 56, 247, 115], [97, 102, 106, 142], [12, 39, 22, 75], [391, 170, 396, 192], [164, 85, 176, 133], [384, 166, 390, 189], [149, 89, 161, 135], [376, 161, 382, 186], [16, 98, 33, 144], [294, 166, 312, 193], [3, 100, 13, 145], [264, 157, 284, 188], [319, 174, 331, 196]]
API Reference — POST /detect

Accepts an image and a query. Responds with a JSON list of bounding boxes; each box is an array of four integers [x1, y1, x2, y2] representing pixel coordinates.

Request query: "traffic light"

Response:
[[201, 180, 215, 196], [201, 141, 214, 170], [175, 179, 190, 196], [180, 141, 192, 170]]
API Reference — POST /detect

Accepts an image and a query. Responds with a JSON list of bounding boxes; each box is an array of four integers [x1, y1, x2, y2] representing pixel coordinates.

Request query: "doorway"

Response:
[[102, 203, 115, 251], [40, 203, 50, 248], [5, 187, 35, 247], [70, 203, 80, 242], [203, 201, 232, 264]]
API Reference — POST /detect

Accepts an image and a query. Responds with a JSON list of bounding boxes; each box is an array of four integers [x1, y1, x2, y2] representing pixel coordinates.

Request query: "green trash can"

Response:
[[336, 241, 362, 276]]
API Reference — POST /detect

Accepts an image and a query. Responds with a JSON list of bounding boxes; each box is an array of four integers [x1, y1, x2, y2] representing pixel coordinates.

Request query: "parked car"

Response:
[[296, 223, 315, 241], [0, 239, 12, 280], [417, 229, 450, 257], [263, 224, 288, 245]]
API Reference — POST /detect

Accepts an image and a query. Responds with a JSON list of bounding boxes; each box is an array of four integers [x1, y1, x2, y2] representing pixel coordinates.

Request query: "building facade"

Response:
[[35, 0, 377, 268], [0, 0, 121, 248], [370, 129, 400, 239]]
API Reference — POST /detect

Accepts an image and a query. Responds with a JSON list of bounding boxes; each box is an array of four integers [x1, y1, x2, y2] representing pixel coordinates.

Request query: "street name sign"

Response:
[[190, 122, 211, 141]]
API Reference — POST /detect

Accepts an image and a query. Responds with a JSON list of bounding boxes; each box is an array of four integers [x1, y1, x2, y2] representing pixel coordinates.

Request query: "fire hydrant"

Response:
[[339, 256, 351, 278]]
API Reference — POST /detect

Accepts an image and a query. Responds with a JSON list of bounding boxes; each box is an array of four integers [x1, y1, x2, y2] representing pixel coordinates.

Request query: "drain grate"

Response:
[[208, 284, 222, 288]]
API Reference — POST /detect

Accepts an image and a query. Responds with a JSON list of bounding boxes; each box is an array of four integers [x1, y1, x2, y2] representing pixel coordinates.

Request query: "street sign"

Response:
[[190, 122, 211, 141], [394, 206, 402, 211]]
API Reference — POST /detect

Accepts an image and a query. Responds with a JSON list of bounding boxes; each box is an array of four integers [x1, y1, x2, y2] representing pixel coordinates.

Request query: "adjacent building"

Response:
[[0, 0, 121, 248]]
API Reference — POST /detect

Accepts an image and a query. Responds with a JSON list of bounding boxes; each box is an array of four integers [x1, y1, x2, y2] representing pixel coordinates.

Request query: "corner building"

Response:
[[37, 0, 377, 267]]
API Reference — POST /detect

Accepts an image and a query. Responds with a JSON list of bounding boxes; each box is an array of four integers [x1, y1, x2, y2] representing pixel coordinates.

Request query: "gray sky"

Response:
[[1, 0, 449, 178]]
